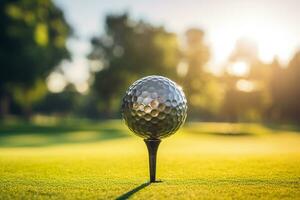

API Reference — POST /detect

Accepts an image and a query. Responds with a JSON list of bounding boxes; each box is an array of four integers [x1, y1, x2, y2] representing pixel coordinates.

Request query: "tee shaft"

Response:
[[144, 139, 161, 182]]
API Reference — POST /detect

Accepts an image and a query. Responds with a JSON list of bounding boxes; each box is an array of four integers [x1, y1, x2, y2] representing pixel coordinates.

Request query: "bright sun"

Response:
[[209, 16, 297, 74], [243, 25, 293, 63], [227, 61, 249, 76]]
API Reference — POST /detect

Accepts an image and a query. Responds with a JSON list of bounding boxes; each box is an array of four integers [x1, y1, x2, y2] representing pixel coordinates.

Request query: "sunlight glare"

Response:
[[228, 61, 249, 76], [244, 25, 294, 63], [177, 61, 189, 77], [75, 82, 89, 94], [210, 16, 297, 72], [236, 79, 255, 92], [47, 72, 67, 93]]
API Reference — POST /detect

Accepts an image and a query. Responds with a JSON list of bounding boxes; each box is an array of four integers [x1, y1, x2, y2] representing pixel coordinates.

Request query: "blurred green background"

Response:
[[1, 0, 300, 122]]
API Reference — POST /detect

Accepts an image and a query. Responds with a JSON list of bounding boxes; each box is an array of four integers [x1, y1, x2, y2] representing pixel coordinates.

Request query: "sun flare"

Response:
[[227, 61, 249, 76], [210, 16, 297, 73]]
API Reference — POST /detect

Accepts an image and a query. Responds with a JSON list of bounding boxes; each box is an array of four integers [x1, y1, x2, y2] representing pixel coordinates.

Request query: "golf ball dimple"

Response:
[[121, 75, 187, 139]]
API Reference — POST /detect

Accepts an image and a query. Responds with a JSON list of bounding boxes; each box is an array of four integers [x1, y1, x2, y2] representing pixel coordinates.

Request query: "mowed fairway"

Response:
[[0, 120, 300, 199]]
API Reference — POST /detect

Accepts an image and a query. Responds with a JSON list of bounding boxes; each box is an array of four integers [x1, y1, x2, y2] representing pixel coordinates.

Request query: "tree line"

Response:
[[1, 1, 300, 123]]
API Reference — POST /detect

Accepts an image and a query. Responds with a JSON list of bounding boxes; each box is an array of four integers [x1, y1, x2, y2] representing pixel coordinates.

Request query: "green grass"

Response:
[[0, 120, 299, 199]]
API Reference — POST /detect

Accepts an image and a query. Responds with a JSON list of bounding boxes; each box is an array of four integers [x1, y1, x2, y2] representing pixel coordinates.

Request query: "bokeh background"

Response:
[[1, 0, 300, 123]]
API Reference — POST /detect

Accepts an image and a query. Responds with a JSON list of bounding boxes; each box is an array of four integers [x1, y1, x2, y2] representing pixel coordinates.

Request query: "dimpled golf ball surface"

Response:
[[122, 75, 187, 139]]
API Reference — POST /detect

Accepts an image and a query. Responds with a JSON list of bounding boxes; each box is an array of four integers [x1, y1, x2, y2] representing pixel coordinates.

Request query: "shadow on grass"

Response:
[[264, 123, 300, 133], [207, 132, 253, 136], [0, 122, 129, 148], [187, 129, 255, 137], [115, 182, 151, 200], [186, 122, 300, 137]]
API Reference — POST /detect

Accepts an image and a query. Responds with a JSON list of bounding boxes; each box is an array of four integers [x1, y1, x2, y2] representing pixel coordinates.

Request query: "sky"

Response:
[[51, 0, 300, 92]]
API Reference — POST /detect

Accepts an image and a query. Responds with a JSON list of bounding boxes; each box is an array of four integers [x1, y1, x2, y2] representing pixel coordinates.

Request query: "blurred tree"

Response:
[[34, 85, 77, 116], [268, 58, 285, 120], [272, 51, 300, 122], [179, 29, 222, 119], [0, 0, 72, 118], [222, 38, 271, 121], [229, 38, 259, 64], [88, 14, 180, 117]]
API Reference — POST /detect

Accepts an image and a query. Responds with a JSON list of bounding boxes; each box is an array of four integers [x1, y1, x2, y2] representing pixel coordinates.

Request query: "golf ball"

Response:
[[121, 75, 187, 139]]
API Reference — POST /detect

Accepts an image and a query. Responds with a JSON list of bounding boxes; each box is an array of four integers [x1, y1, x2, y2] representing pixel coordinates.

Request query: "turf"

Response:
[[0, 120, 299, 199]]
